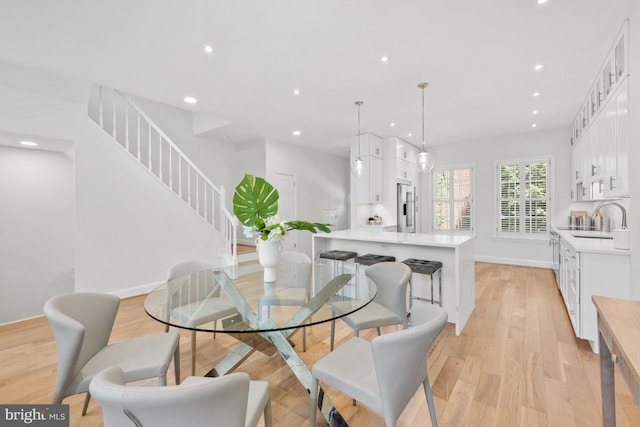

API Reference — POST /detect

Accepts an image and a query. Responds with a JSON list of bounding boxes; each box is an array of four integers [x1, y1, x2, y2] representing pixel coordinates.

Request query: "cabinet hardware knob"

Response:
[[610, 176, 616, 190]]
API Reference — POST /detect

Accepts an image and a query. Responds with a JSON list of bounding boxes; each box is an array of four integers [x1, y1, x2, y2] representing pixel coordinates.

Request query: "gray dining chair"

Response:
[[258, 251, 312, 351], [310, 303, 448, 426], [166, 260, 238, 376], [90, 366, 272, 427], [44, 292, 180, 415], [329, 261, 411, 350]]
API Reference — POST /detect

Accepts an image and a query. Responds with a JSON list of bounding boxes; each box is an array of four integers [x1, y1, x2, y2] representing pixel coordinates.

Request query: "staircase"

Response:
[[87, 85, 238, 265]]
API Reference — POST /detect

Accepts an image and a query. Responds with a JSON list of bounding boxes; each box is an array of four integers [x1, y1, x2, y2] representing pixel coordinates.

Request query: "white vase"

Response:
[[256, 239, 282, 282]]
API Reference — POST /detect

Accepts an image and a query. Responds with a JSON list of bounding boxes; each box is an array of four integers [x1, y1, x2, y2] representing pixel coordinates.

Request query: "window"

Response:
[[433, 166, 473, 234], [497, 158, 551, 238]]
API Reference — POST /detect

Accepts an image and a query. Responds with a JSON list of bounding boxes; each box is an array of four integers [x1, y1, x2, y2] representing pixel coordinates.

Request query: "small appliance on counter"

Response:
[[367, 214, 382, 225], [567, 210, 590, 230]]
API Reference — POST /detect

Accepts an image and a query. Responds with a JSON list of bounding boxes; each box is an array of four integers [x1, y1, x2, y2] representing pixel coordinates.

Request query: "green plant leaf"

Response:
[[233, 174, 279, 227], [286, 221, 331, 234]]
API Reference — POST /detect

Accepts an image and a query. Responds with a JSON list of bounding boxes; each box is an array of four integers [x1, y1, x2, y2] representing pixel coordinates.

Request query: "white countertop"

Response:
[[314, 229, 475, 248], [356, 224, 397, 230], [553, 227, 631, 256]]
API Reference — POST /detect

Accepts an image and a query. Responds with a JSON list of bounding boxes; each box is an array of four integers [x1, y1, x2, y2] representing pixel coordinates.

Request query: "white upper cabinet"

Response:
[[395, 138, 417, 162], [570, 20, 629, 201], [353, 134, 384, 204], [356, 155, 383, 204], [604, 79, 629, 197], [357, 134, 383, 158], [392, 137, 418, 184]]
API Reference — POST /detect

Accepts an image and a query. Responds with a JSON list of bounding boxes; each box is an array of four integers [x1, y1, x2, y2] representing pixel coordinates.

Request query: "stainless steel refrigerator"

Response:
[[397, 183, 416, 233]]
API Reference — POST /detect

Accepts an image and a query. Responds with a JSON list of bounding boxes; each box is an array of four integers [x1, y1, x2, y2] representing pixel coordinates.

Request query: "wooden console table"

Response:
[[593, 295, 640, 426]]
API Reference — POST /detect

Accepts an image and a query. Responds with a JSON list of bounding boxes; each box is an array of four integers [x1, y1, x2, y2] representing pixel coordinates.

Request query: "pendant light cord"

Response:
[[355, 101, 363, 157], [418, 83, 428, 152]]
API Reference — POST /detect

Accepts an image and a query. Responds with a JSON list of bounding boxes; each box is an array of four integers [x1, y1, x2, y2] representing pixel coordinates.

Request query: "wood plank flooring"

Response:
[[1, 263, 639, 426]]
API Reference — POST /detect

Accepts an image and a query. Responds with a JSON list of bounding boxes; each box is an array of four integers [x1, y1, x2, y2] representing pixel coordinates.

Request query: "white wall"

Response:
[[74, 122, 225, 295], [266, 139, 349, 258], [0, 146, 74, 323], [428, 128, 571, 267]]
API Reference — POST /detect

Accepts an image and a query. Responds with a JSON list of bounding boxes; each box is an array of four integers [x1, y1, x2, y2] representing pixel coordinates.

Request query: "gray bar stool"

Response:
[[355, 254, 396, 277], [318, 250, 358, 276], [402, 258, 443, 308]]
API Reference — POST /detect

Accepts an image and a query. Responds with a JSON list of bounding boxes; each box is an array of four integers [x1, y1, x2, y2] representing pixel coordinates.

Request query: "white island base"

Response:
[[313, 230, 476, 335]]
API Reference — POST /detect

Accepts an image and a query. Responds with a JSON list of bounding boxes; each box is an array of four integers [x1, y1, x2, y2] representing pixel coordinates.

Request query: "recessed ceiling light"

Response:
[[408, 133, 413, 137], [292, 130, 301, 136], [20, 141, 38, 146], [532, 124, 537, 128], [532, 110, 539, 115], [380, 56, 389, 63], [532, 92, 541, 97], [537, 0, 548, 4], [184, 96, 197, 104], [293, 89, 300, 96], [390, 122, 395, 127], [203, 45, 214, 54], [533, 64, 545, 71]]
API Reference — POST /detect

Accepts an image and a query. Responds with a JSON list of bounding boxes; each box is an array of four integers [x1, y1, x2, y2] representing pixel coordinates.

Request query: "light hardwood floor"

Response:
[[1, 263, 639, 426]]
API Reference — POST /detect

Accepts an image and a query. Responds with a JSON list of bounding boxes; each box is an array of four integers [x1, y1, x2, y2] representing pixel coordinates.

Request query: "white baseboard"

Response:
[[475, 255, 553, 269], [111, 281, 164, 300]]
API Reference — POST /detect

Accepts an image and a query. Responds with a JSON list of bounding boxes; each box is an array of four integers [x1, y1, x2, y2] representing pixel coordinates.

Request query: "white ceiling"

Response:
[[0, 0, 638, 157]]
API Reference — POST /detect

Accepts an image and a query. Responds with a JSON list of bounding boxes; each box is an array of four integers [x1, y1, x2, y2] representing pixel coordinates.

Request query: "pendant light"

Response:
[[415, 82, 435, 173], [351, 100, 366, 177]]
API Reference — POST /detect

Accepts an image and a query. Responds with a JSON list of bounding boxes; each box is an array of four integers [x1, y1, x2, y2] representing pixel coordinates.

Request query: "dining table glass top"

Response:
[[144, 262, 376, 333]]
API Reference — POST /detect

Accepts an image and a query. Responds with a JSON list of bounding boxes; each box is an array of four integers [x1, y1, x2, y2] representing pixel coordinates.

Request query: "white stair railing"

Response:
[[88, 85, 238, 265]]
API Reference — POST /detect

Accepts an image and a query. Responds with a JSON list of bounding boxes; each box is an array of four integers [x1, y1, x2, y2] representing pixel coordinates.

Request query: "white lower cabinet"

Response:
[[558, 237, 631, 352], [559, 239, 580, 335]]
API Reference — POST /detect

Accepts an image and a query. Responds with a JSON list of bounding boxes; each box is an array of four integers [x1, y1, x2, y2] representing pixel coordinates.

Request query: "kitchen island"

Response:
[[313, 229, 475, 335]]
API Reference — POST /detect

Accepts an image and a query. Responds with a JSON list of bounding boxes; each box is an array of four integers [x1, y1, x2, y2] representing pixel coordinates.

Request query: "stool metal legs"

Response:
[[409, 269, 442, 309]]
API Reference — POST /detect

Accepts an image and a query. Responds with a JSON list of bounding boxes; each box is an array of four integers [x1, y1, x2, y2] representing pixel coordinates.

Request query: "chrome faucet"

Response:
[[591, 201, 627, 229]]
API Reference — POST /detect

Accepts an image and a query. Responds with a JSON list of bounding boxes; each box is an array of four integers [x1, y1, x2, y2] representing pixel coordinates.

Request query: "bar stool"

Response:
[[354, 254, 396, 279], [402, 258, 443, 308], [318, 250, 358, 276]]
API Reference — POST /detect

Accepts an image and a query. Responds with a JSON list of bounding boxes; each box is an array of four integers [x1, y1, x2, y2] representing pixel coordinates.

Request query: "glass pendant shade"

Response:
[[352, 156, 366, 176], [414, 150, 434, 173]]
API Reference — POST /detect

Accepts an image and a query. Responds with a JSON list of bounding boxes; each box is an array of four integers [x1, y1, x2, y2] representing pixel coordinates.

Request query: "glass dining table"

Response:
[[144, 261, 376, 425]]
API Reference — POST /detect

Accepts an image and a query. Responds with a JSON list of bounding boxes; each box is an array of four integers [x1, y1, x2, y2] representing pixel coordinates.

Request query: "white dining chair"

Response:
[[258, 251, 312, 351], [44, 292, 180, 415], [329, 261, 411, 350], [166, 260, 238, 375], [90, 366, 272, 427], [310, 303, 448, 427]]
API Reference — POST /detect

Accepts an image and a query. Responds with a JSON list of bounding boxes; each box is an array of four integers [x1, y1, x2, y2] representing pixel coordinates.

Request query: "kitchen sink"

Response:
[[570, 231, 613, 239]]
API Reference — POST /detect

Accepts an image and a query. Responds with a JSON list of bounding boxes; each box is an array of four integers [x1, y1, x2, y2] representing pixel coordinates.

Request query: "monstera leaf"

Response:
[[233, 174, 279, 227]]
